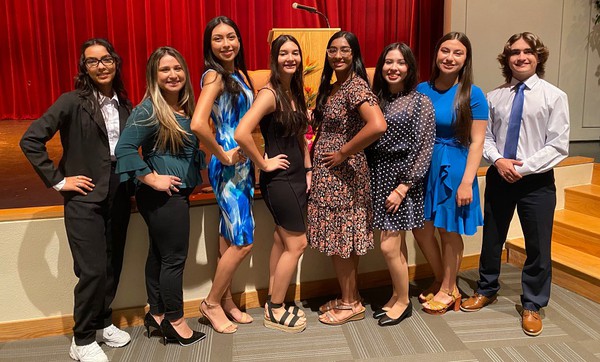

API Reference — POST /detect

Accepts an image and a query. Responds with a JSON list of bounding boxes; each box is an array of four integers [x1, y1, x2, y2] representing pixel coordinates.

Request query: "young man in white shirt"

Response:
[[460, 32, 570, 337]]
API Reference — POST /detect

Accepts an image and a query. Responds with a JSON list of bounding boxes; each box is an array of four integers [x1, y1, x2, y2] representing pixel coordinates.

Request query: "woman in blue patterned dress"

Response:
[[413, 32, 488, 315], [191, 16, 255, 334]]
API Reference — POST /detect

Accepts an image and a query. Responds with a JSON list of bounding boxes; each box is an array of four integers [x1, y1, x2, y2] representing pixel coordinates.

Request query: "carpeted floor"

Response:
[[2, 264, 600, 361]]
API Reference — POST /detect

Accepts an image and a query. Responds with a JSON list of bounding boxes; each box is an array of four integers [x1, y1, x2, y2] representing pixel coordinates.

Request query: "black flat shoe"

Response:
[[378, 301, 413, 327], [144, 312, 162, 338], [372, 308, 388, 319], [160, 319, 206, 346]]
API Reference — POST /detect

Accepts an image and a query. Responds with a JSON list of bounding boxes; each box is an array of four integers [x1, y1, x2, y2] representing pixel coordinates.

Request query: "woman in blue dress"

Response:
[[191, 16, 255, 334], [413, 32, 488, 314]]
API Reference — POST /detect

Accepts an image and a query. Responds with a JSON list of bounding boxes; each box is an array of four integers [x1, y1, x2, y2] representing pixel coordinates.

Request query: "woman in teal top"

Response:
[[413, 32, 488, 315], [115, 47, 205, 346]]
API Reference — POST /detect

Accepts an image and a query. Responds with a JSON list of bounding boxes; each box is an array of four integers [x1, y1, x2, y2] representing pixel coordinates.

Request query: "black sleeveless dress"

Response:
[[259, 111, 307, 232]]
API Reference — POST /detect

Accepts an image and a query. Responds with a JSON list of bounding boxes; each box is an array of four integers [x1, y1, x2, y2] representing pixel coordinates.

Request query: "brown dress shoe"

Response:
[[521, 309, 543, 336], [460, 293, 497, 312]]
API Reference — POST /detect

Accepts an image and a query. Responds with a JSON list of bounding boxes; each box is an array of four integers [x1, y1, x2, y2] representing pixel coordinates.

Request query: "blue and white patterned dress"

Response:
[[202, 70, 255, 245]]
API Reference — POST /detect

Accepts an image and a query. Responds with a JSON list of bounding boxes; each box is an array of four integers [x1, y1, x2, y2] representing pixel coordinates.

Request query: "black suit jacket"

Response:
[[20, 90, 131, 203]]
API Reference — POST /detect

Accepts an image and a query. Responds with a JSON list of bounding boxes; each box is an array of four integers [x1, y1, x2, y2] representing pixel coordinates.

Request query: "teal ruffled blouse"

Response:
[[115, 98, 205, 189]]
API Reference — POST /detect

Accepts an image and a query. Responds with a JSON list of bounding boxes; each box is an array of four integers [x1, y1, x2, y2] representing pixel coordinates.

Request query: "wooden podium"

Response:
[[268, 28, 340, 109]]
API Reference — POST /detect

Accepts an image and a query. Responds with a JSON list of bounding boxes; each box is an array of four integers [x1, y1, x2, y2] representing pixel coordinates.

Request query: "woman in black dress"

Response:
[[235, 35, 310, 333], [369, 42, 435, 326]]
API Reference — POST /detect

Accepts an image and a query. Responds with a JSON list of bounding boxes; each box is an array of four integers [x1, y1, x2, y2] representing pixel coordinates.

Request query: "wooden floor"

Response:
[[507, 163, 600, 303]]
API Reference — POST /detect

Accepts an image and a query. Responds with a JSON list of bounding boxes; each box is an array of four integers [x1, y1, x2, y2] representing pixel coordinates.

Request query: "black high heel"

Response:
[[372, 308, 388, 319], [378, 301, 413, 327], [144, 312, 162, 338], [160, 319, 206, 346]]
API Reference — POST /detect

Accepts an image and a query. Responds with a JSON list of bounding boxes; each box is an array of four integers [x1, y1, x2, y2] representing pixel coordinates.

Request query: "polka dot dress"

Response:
[[368, 90, 435, 231]]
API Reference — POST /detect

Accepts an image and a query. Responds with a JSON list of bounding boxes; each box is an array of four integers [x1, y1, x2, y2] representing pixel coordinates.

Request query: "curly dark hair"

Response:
[[498, 32, 549, 83], [74, 38, 130, 111]]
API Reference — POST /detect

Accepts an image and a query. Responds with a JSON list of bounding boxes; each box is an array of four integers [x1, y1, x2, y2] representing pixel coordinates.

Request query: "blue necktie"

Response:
[[503, 82, 525, 159]]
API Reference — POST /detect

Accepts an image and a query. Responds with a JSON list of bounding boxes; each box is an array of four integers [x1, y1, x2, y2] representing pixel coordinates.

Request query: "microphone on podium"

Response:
[[292, 3, 318, 13], [292, 2, 331, 28]]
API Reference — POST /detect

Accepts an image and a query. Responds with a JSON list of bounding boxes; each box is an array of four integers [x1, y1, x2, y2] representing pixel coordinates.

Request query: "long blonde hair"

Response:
[[144, 46, 195, 154]]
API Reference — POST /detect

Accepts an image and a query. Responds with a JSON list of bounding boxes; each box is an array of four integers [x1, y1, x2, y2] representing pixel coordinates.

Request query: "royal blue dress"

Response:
[[416, 82, 488, 235], [202, 70, 255, 245]]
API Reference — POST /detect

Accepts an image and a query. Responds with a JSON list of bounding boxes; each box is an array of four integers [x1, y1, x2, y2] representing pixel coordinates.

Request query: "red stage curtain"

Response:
[[1, 0, 443, 120]]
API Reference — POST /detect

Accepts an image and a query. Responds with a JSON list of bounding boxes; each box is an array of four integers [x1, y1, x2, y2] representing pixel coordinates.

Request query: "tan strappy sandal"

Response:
[[422, 288, 462, 315], [222, 296, 253, 324], [320, 301, 365, 325], [199, 300, 238, 334]]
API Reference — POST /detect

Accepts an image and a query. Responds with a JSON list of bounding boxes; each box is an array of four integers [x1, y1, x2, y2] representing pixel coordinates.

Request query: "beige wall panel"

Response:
[[461, 0, 563, 93], [450, 0, 600, 141], [558, 0, 589, 140], [582, 17, 600, 132]]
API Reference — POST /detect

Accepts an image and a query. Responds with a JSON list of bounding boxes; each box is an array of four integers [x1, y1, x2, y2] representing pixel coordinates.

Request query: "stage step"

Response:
[[506, 163, 600, 303], [552, 209, 600, 255], [506, 237, 600, 303], [593, 163, 600, 185], [564, 184, 600, 218]]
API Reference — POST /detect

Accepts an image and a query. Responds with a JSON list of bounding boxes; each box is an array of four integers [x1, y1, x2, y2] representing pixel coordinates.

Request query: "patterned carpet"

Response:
[[2, 264, 600, 361]]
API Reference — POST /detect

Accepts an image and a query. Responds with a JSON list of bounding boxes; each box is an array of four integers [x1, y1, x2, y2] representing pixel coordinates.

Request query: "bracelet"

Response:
[[305, 166, 313, 172], [393, 188, 405, 198]]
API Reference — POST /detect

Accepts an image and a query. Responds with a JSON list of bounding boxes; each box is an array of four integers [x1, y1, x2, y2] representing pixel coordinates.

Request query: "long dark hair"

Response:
[[269, 35, 308, 139], [74, 38, 130, 111], [202, 16, 254, 97], [372, 42, 418, 110], [312, 31, 369, 132], [430, 32, 474, 147]]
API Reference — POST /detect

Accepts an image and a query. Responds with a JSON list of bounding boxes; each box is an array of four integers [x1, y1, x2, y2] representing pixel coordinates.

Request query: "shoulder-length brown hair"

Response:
[[372, 42, 418, 110]]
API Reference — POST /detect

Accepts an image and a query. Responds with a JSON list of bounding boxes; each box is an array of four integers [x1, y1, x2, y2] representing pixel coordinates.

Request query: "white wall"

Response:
[[448, 0, 600, 141]]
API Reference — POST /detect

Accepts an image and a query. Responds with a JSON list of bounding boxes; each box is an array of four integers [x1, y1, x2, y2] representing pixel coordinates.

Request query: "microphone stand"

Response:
[[315, 10, 331, 28]]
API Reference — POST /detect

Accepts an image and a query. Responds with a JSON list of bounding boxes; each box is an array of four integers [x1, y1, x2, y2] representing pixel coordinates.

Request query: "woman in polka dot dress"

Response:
[[368, 43, 435, 326]]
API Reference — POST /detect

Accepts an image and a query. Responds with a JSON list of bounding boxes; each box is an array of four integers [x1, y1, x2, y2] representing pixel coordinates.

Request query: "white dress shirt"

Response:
[[484, 74, 570, 176], [97, 91, 121, 159], [53, 92, 120, 191]]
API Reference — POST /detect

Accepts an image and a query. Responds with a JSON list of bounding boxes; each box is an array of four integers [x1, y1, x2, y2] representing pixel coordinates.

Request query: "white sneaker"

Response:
[[69, 338, 108, 362], [100, 324, 131, 347]]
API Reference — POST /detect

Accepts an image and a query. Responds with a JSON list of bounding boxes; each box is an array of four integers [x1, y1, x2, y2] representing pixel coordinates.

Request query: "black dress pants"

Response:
[[64, 169, 131, 345], [477, 166, 556, 311], [135, 184, 193, 321]]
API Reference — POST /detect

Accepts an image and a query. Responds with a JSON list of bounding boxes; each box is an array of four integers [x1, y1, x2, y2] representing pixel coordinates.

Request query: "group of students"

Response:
[[20, 13, 570, 362]]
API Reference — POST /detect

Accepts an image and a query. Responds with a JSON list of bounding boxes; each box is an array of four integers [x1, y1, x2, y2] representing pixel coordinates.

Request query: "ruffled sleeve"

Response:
[[115, 101, 157, 182]]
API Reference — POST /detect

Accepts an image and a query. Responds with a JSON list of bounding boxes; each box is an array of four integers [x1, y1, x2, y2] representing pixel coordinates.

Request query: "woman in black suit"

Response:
[[20, 38, 132, 362]]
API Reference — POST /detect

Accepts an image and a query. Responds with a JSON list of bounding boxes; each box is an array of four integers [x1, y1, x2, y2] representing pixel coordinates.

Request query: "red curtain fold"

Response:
[[1, 0, 443, 120]]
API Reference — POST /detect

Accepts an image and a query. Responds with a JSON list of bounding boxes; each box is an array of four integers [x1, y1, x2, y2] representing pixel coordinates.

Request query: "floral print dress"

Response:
[[307, 75, 378, 258]]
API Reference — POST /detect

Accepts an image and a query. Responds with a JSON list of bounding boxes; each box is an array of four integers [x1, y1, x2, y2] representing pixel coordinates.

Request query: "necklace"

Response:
[[389, 89, 409, 101]]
